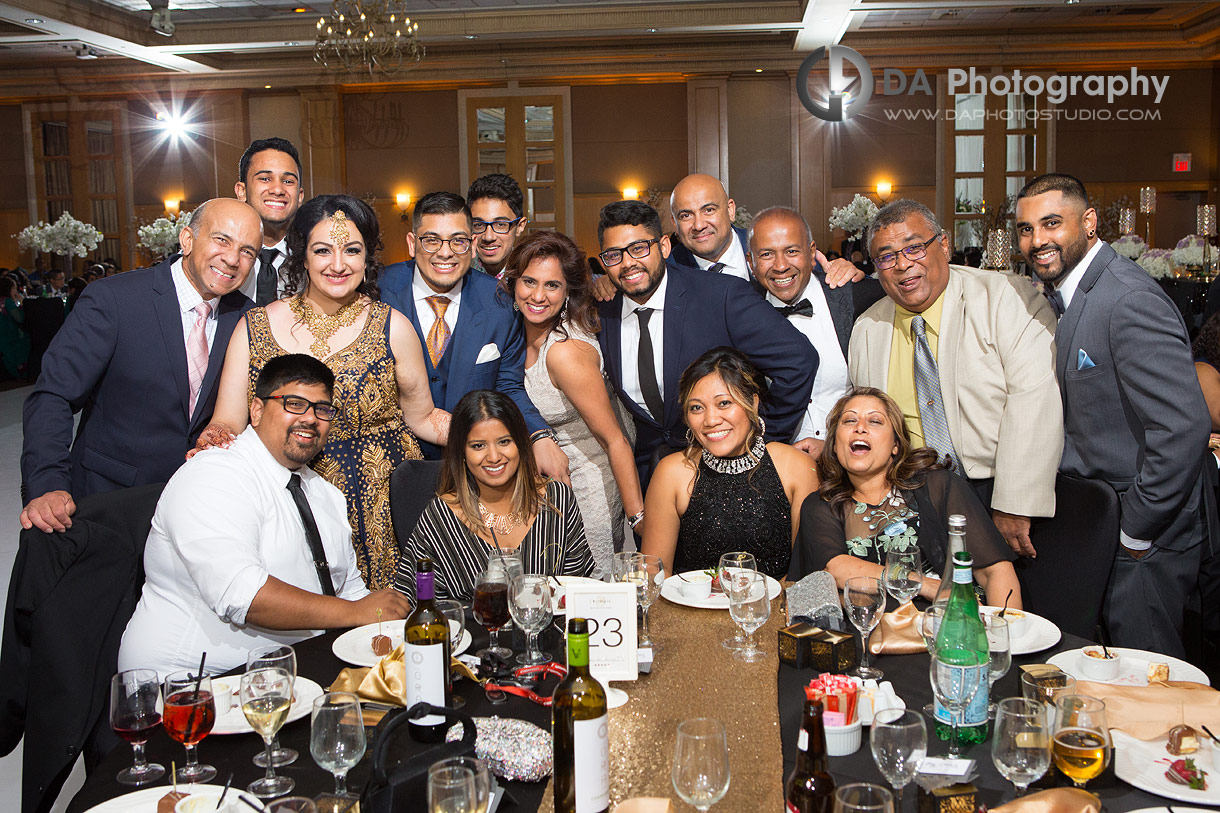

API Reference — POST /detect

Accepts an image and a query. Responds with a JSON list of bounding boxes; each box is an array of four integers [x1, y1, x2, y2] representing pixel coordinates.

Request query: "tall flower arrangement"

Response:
[[828, 194, 880, 240], [15, 212, 103, 258], [1110, 234, 1146, 261], [1136, 248, 1173, 280], [1171, 235, 1207, 268], [137, 210, 193, 260]]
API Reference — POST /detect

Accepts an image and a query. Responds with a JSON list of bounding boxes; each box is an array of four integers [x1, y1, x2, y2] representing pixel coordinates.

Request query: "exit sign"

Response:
[[1173, 153, 1192, 172]]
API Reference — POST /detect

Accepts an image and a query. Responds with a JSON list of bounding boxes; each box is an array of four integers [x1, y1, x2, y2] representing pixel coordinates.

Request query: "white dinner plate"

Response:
[[1047, 647, 1210, 687], [980, 605, 1061, 655], [331, 619, 470, 668], [1113, 729, 1220, 805], [211, 676, 323, 735], [83, 783, 230, 812], [660, 571, 782, 609]]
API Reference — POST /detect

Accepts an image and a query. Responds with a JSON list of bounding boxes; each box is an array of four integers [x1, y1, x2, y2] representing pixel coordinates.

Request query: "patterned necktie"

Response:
[[186, 300, 212, 416], [1044, 287, 1065, 319], [426, 295, 452, 367], [777, 299, 814, 318], [708, 262, 727, 274], [911, 315, 959, 467], [634, 307, 665, 422], [286, 473, 335, 596], [255, 247, 279, 306]]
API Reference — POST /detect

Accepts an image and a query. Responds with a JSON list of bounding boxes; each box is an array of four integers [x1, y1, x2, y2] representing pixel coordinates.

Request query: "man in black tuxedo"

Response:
[[235, 137, 304, 306], [594, 201, 816, 487]]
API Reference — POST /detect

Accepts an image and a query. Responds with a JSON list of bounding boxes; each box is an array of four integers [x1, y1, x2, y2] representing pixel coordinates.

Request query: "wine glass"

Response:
[[109, 669, 166, 785], [883, 549, 922, 606], [436, 600, 468, 709], [247, 644, 298, 767], [162, 671, 217, 784], [1020, 670, 1077, 730], [672, 718, 731, 811], [264, 800, 318, 813], [870, 709, 926, 810], [1052, 694, 1110, 789], [473, 559, 512, 659], [984, 615, 1011, 716], [241, 666, 295, 798], [618, 552, 665, 649], [928, 652, 984, 758], [991, 697, 1051, 797], [432, 757, 492, 813], [833, 783, 895, 813], [510, 574, 553, 665], [428, 763, 478, 813], [917, 605, 945, 717], [844, 576, 885, 680], [310, 692, 366, 811], [726, 569, 771, 662], [718, 551, 757, 650]]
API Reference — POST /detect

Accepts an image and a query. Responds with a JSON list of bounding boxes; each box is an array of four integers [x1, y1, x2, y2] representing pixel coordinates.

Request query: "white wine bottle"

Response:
[[404, 557, 451, 742], [552, 617, 609, 813]]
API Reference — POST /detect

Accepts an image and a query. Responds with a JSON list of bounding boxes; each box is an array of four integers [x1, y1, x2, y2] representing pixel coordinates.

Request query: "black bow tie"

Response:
[[776, 298, 813, 318]]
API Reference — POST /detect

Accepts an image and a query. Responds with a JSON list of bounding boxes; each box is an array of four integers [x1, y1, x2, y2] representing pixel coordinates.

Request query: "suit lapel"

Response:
[[443, 274, 483, 404], [813, 268, 854, 356], [938, 269, 966, 441], [152, 263, 191, 423], [191, 292, 247, 427], [661, 269, 686, 428], [863, 299, 895, 385], [1055, 243, 1109, 378]]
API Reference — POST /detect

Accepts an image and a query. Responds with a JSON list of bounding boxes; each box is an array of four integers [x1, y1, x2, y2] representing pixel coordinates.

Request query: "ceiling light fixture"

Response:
[[74, 45, 99, 59], [465, 34, 477, 39], [24, 17, 43, 24], [314, 0, 424, 77]]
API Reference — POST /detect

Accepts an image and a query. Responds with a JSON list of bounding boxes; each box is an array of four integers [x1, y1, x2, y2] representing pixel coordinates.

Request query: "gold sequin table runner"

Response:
[[538, 594, 787, 811]]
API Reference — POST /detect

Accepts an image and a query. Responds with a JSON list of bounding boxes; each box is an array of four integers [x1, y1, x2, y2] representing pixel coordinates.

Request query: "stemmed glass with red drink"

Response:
[[473, 559, 512, 660], [163, 671, 217, 783], [110, 669, 166, 785]]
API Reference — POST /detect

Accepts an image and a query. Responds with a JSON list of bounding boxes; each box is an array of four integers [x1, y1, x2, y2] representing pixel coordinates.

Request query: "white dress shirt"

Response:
[[693, 231, 750, 282], [768, 280, 851, 441], [619, 273, 669, 421], [170, 258, 219, 351], [238, 236, 290, 302], [1056, 239, 1103, 311], [119, 427, 368, 677], [413, 267, 464, 340]]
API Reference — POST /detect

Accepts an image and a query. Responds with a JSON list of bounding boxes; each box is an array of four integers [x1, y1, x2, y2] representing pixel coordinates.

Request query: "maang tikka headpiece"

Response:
[[329, 210, 350, 246]]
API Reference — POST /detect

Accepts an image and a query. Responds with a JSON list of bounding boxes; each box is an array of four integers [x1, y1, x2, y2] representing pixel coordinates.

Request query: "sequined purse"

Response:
[[360, 702, 477, 813]]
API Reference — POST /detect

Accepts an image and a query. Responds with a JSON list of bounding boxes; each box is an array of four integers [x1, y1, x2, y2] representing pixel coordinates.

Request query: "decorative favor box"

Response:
[[916, 783, 977, 813], [778, 623, 858, 672]]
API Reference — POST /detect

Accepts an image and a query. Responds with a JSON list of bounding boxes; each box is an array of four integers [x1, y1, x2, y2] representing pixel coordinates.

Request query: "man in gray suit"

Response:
[[1016, 173, 1210, 658], [748, 207, 852, 457]]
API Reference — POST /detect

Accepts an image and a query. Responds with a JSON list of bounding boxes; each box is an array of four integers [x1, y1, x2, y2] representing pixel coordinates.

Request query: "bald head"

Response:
[[670, 173, 737, 262], [179, 198, 262, 300]]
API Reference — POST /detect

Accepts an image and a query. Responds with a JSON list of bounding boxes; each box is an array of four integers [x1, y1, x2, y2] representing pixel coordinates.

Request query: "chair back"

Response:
[[389, 459, 443, 555], [1017, 474, 1120, 640]]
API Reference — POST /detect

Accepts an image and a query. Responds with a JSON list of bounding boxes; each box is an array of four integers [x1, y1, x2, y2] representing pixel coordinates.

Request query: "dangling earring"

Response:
[[559, 298, 568, 320], [512, 300, 520, 311], [685, 427, 695, 445], [758, 416, 767, 437]]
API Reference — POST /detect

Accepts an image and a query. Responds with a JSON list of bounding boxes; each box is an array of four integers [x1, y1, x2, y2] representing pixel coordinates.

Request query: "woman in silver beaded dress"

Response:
[[642, 347, 818, 579]]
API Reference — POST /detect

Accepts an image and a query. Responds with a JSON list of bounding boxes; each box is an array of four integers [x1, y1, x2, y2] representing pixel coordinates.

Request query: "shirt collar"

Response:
[[236, 425, 312, 488], [765, 275, 815, 310], [693, 230, 745, 273], [169, 257, 217, 317], [620, 269, 669, 320], [894, 289, 947, 338], [412, 265, 465, 305], [1056, 239, 1103, 310]]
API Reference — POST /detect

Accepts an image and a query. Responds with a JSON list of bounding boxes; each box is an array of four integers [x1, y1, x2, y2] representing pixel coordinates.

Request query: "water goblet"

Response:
[[984, 614, 1011, 716], [263, 800, 318, 813], [510, 574, 553, 664], [619, 552, 665, 649], [310, 692, 366, 811], [240, 666, 295, 798], [436, 599, 469, 708], [1052, 695, 1110, 789], [672, 718, 730, 811], [834, 783, 895, 813], [870, 709, 926, 811], [432, 757, 492, 813], [928, 652, 984, 758], [718, 551, 757, 650], [162, 671, 217, 784], [991, 697, 1050, 797], [844, 576, 885, 680], [473, 559, 513, 659], [918, 605, 945, 717], [428, 763, 477, 813], [883, 548, 923, 606], [109, 669, 166, 785], [247, 644, 298, 767], [726, 569, 771, 662], [1020, 670, 1076, 730]]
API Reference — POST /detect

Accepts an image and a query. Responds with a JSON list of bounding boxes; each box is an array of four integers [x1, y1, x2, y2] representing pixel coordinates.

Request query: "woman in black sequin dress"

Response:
[[642, 347, 819, 579]]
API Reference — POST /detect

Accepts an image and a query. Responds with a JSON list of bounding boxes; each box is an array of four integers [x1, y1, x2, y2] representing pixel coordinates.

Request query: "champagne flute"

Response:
[[718, 551, 757, 650], [473, 559, 512, 659], [870, 709, 926, 811], [619, 552, 665, 649], [883, 548, 923, 606], [983, 615, 1011, 716], [432, 757, 492, 813], [929, 653, 984, 758], [726, 569, 771, 662], [1052, 695, 1110, 789], [834, 783, 895, 813], [991, 697, 1051, 797], [162, 671, 217, 784], [672, 718, 731, 811], [844, 576, 886, 680], [241, 666, 295, 797], [247, 644, 298, 767], [109, 669, 166, 785], [428, 763, 477, 813], [509, 574, 553, 665], [310, 692, 366, 811]]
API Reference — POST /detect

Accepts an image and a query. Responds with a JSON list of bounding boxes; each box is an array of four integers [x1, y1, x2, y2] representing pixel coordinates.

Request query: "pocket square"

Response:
[[475, 342, 501, 364], [1077, 349, 1096, 370]]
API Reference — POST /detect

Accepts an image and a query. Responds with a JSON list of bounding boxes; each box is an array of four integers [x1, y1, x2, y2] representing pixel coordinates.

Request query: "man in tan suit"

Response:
[[848, 199, 1062, 557]]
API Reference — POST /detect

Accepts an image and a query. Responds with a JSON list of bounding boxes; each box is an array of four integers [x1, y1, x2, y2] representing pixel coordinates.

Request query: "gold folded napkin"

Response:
[[869, 602, 927, 655], [1074, 679, 1220, 740], [612, 800, 671, 812], [993, 788, 1100, 813], [330, 644, 482, 707]]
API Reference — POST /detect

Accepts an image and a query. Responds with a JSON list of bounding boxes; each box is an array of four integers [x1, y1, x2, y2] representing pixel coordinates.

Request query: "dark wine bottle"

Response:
[[404, 557, 451, 742], [552, 617, 610, 813], [785, 699, 836, 813]]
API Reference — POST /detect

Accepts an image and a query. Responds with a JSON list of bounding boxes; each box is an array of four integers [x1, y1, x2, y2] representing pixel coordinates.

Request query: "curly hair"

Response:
[[499, 230, 599, 339], [1194, 311, 1220, 370], [283, 194, 383, 302], [816, 387, 946, 517]]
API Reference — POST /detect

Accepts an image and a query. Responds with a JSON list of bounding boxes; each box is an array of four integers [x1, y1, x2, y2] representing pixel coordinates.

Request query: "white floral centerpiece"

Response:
[[1171, 235, 1207, 268], [733, 204, 754, 230], [138, 210, 193, 259], [1136, 248, 1173, 280], [1110, 234, 1145, 260], [15, 212, 103, 258], [828, 194, 880, 241]]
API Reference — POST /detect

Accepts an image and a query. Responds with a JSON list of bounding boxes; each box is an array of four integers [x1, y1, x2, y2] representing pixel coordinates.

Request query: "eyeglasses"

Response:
[[263, 395, 340, 422], [599, 238, 659, 267], [873, 234, 942, 271], [416, 235, 472, 255], [472, 217, 522, 235]]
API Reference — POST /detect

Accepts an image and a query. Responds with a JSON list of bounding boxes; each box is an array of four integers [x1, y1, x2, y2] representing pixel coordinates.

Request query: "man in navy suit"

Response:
[[594, 200, 817, 487], [667, 174, 752, 281], [20, 198, 261, 533], [379, 191, 569, 480]]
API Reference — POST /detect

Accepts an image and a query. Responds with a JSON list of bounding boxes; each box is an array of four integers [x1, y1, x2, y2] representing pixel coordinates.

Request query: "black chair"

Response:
[[389, 459, 443, 557], [22, 297, 66, 382], [1015, 473, 1120, 640], [0, 482, 164, 813]]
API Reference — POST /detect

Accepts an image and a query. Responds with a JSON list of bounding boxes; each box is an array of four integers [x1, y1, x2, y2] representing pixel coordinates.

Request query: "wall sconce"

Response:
[[622, 187, 640, 201], [164, 198, 181, 216], [875, 181, 892, 203], [396, 193, 411, 223]]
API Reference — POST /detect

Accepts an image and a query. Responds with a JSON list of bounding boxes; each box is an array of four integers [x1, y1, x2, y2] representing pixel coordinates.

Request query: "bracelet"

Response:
[[530, 428, 558, 444], [628, 510, 645, 529]]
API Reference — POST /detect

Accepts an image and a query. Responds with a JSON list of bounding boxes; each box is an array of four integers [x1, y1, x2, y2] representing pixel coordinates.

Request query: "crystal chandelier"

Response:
[[314, 0, 424, 77]]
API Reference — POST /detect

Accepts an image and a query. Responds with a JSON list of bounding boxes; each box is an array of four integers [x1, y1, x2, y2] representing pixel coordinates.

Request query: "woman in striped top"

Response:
[[393, 390, 596, 603]]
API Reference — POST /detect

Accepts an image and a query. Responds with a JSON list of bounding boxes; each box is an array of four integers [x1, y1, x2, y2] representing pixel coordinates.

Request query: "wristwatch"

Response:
[[530, 428, 559, 444]]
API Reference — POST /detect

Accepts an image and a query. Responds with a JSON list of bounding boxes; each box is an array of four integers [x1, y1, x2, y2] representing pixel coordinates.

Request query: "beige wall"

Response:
[[727, 76, 794, 215], [570, 83, 687, 198], [344, 89, 461, 202]]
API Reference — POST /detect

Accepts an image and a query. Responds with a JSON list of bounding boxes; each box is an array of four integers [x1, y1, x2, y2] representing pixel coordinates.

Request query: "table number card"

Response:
[[565, 582, 638, 682]]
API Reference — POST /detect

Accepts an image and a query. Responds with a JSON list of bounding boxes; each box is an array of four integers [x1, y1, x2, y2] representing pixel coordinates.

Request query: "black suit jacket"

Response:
[[666, 225, 750, 272], [21, 260, 252, 501], [811, 267, 856, 359]]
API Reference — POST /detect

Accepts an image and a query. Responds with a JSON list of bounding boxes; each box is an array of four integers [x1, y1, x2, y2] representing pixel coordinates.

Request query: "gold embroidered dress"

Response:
[[245, 302, 422, 589]]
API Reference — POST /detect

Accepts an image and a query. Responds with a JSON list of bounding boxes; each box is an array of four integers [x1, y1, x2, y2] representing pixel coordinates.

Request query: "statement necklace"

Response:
[[701, 433, 767, 475], [289, 294, 365, 359], [479, 502, 523, 535]]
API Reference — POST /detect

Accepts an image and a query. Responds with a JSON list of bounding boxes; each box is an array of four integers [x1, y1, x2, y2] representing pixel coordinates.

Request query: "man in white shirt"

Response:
[[236, 137, 304, 306], [119, 354, 411, 676], [748, 207, 853, 457], [667, 174, 752, 281]]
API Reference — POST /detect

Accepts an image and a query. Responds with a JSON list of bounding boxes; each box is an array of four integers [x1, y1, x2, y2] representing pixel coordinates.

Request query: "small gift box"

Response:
[[778, 622, 822, 669], [916, 783, 977, 813], [778, 624, 858, 671]]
